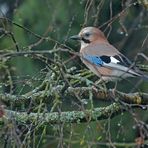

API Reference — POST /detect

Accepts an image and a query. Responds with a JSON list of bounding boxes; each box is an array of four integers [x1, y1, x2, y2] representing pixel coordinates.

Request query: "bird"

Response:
[[70, 27, 148, 82]]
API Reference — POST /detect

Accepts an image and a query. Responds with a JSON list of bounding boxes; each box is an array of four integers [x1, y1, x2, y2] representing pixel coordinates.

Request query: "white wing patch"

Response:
[[110, 56, 120, 64]]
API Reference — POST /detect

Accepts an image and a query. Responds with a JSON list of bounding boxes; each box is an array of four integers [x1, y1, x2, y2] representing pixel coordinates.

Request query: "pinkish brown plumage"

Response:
[[70, 27, 148, 82]]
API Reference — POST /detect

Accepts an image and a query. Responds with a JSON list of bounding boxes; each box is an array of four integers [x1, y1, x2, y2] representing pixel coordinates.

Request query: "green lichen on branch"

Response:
[[0, 86, 148, 106], [67, 87, 148, 105], [2, 103, 121, 124]]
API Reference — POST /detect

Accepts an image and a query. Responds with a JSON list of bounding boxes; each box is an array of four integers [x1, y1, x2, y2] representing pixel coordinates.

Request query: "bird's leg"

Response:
[[111, 81, 118, 102], [94, 78, 107, 91], [90, 79, 107, 91], [112, 81, 118, 94]]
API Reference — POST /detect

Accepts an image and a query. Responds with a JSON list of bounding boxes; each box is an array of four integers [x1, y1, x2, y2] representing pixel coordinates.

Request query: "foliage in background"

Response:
[[0, 0, 148, 147]]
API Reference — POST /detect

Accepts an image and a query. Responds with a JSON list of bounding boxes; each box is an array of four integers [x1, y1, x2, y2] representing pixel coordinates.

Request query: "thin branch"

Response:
[[0, 28, 20, 52]]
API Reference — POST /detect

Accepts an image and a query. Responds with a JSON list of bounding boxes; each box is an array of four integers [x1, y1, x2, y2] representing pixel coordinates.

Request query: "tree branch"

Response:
[[2, 103, 122, 124], [67, 87, 148, 105], [0, 88, 148, 106]]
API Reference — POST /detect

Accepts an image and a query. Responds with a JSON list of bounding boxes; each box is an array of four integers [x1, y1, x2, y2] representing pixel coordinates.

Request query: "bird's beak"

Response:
[[69, 35, 81, 40]]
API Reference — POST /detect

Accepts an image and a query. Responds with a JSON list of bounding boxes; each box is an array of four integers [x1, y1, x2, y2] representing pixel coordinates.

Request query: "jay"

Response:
[[70, 27, 148, 82]]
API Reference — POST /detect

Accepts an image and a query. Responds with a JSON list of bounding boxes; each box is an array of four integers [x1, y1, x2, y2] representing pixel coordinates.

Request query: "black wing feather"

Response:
[[113, 54, 132, 67]]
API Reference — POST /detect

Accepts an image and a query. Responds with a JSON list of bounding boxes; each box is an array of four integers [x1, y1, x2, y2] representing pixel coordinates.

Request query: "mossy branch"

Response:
[[0, 88, 148, 106], [0, 87, 147, 124], [67, 87, 148, 105], [2, 103, 121, 124]]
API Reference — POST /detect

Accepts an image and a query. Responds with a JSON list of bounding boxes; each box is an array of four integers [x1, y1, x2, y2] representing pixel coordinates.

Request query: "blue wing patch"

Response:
[[84, 55, 104, 66]]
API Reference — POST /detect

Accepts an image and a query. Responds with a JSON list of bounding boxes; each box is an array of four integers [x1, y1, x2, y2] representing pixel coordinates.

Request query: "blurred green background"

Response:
[[0, 0, 148, 147]]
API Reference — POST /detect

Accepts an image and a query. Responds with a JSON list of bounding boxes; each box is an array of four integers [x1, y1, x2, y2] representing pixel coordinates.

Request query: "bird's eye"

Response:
[[84, 32, 90, 37]]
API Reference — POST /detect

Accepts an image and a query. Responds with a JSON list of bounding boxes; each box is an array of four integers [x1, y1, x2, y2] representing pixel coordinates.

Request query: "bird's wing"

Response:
[[83, 54, 140, 76], [81, 43, 140, 76]]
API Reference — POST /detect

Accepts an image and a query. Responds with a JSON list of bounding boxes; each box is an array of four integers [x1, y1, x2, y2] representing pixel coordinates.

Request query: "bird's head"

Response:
[[70, 27, 107, 48]]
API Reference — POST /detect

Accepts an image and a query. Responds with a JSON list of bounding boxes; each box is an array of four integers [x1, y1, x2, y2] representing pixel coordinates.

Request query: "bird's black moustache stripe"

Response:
[[82, 37, 91, 43]]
